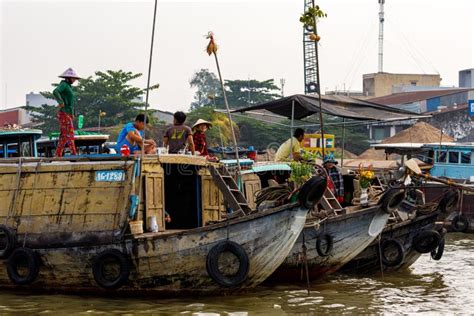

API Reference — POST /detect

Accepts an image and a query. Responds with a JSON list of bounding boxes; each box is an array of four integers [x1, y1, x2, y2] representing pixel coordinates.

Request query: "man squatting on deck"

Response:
[[163, 111, 195, 155], [53, 68, 81, 157], [115, 114, 156, 155], [274, 128, 305, 162]]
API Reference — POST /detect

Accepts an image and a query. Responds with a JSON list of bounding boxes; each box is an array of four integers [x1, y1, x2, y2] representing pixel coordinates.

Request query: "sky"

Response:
[[1, 0, 473, 112]]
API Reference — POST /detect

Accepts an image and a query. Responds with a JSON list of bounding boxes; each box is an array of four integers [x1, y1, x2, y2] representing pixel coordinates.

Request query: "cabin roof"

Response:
[[0, 128, 43, 137]]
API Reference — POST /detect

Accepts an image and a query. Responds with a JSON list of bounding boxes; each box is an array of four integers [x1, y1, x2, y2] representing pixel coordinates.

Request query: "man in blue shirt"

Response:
[[116, 114, 156, 154]]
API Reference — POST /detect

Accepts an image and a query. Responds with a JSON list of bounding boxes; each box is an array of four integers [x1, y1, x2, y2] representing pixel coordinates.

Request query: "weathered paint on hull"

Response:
[[0, 204, 308, 295], [269, 206, 389, 282], [341, 211, 440, 273]]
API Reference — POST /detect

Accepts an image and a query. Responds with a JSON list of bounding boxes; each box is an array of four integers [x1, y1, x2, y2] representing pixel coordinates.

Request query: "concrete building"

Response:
[[0, 107, 33, 127], [459, 68, 474, 88], [363, 72, 441, 97], [366, 88, 474, 143], [26, 92, 57, 107]]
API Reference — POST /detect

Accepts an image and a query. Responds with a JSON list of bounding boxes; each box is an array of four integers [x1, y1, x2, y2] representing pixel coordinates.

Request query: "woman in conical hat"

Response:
[[192, 119, 212, 156], [52, 68, 81, 157]]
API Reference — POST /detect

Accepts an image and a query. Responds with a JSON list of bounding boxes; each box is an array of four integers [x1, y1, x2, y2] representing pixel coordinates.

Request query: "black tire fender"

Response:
[[0, 225, 16, 259], [380, 238, 405, 267], [316, 234, 334, 257], [380, 188, 406, 214], [298, 175, 328, 209], [7, 247, 40, 285], [206, 240, 249, 288], [431, 238, 445, 261], [413, 230, 442, 253], [92, 249, 130, 290], [452, 214, 469, 233], [439, 190, 459, 213]]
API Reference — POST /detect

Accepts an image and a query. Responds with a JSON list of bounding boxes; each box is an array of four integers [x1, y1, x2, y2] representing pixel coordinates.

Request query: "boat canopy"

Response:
[[232, 94, 428, 121]]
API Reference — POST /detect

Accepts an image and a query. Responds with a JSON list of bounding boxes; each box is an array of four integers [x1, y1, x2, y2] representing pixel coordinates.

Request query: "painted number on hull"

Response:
[[95, 170, 125, 182]]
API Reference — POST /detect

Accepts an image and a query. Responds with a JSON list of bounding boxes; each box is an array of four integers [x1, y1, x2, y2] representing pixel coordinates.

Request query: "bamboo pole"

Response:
[[207, 32, 242, 176]]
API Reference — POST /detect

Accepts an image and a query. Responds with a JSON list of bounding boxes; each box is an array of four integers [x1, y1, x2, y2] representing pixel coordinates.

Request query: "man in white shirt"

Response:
[[274, 128, 305, 162]]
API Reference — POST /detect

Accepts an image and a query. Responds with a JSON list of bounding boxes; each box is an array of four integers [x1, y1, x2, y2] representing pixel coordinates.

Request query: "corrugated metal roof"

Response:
[[367, 89, 472, 105]]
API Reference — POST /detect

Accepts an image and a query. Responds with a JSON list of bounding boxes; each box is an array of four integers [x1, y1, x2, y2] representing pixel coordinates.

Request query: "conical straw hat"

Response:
[[192, 119, 212, 129], [59, 68, 81, 79]]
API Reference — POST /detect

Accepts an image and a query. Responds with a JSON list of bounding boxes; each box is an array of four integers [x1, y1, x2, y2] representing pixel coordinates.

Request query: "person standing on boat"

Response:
[[192, 119, 212, 156], [274, 128, 305, 162], [53, 68, 80, 157], [323, 156, 344, 203], [115, 114, 156, 155], [163, 111, 195, 155]]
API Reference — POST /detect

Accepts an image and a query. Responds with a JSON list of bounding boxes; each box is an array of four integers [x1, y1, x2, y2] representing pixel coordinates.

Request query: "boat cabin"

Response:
[[37, 131, 110, 157], [423, 143, 474, 181], [0, 128, 42, 158]]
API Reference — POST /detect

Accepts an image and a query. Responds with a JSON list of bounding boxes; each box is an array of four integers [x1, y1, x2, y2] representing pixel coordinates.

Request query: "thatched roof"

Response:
[[381, 121, 454, 144]]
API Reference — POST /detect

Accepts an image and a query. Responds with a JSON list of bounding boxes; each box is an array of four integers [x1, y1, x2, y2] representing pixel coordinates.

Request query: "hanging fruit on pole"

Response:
[[206, 32, 218, 56]]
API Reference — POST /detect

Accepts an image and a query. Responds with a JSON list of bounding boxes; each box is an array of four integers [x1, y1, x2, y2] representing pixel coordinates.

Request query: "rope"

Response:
[[255, 184, 293, 207]]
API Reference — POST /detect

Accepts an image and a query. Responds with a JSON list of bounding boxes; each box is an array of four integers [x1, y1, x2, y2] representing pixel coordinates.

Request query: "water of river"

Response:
[[0, 233, 472, 315]]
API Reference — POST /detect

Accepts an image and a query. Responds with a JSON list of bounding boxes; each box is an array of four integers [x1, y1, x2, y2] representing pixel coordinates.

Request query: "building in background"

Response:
[[0, 107, 33, 127], [366, 88, 474, 143], [26, 92, 57, 107], [363, 72, 441, 98], [459, 69, 474, 88]]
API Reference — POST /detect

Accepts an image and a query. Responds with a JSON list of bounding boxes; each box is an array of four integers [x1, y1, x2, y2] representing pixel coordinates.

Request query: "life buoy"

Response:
[[380, 188, 406, 214], [438, 190, 459, 213], [0, 225, 16, 259], [413, 230, 442, 253], [7, 247, 40, 285], [452, 214, 469, 233], [206, 240, 249, 287], [380, 238, 405, 267], [92, 249, 130, 289], [431, 238, 445, 261], [298, 175, 327, 209], [316, 234, 334, 257]]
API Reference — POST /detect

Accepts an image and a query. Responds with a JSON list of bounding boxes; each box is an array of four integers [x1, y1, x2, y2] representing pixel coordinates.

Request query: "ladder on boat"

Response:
[[318, 188, 342, 210], [209, 165, 252, 217]]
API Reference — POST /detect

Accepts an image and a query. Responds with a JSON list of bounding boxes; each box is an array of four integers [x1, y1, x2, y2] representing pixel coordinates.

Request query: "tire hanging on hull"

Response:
[[7, 247, 40, 285], [206, 240, 249, 287], [92, 249, 130, 290]]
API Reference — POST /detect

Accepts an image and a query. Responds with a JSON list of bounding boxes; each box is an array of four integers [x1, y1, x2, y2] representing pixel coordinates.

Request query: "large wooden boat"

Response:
[[233, 161, 400, 282], [0, 154, 323, 295]]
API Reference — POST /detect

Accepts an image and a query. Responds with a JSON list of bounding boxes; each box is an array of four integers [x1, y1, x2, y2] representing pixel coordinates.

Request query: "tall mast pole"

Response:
[[378, 0, 385, 73]]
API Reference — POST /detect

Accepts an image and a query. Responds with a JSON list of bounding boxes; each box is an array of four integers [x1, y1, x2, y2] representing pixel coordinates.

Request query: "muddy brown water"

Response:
[[0, 233, 472, 314]]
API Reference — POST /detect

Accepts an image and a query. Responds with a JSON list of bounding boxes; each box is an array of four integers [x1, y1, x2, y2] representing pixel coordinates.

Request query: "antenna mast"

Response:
[[378, 0, 385, 73]]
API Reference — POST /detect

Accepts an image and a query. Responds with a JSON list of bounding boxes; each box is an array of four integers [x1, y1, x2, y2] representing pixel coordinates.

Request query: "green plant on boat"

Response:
[[289, 161, 313, 188]]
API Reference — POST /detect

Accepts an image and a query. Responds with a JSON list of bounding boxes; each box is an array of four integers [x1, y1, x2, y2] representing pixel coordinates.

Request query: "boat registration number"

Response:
[[95, 170, 125, 182]]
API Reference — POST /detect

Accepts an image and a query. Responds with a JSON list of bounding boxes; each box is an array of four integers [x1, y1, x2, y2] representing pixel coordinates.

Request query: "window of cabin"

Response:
[[0, 144, 4, 158], [436, 150, 447, 163], [461, 151, 472, 164], [448, 151, 459, 164]]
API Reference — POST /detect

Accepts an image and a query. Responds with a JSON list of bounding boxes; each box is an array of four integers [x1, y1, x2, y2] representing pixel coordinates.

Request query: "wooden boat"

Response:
[[340, 201, 445, 274], [0, 154, 323, 295], [233, 161, 400, 282]]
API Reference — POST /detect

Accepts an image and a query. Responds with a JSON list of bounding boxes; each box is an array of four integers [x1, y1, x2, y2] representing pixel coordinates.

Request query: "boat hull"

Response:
[[269, 205, 389, 282], [0, 204, 308, 295], [341, 210, 441, 274]]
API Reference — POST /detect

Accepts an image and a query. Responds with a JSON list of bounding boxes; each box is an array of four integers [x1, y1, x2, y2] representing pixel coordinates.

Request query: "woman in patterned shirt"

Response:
[[192, 119, 212, 156]]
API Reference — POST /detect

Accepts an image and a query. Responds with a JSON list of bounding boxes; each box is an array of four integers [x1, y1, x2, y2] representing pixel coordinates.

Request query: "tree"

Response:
[[189, 69, 220, 109], [186, 105, 239, 147], [214, 79, 281, 109], [26, 70, 158, 134]]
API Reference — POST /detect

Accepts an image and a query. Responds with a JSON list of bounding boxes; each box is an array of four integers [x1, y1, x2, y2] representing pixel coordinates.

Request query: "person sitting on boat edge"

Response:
[[115, 114, 156, 155], [274, 128, 305, 162], [192, 119, 212, 156], [53, 67, 81, 158], [323, 156, 344, 204], [163, 111, 195, 155]]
